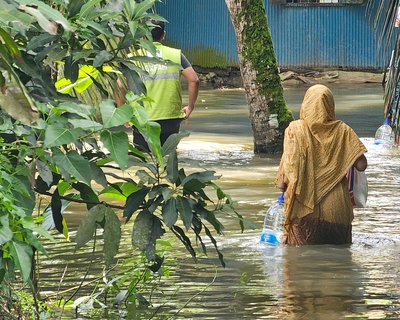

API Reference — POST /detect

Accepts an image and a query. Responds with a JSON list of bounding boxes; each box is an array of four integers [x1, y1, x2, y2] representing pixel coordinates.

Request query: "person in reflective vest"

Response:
[[133, 20, 200, 149]]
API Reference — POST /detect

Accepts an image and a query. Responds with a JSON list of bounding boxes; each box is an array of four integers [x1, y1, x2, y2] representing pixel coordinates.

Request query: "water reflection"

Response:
[[280, 246, 363, 320], [41, 83, 400, 319]]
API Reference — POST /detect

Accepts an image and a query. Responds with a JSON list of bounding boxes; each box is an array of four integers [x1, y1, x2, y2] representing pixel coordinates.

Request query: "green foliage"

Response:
[[0, 0, 242, 317], [66, 240, 174, 317], [0, 288, 51, 319]]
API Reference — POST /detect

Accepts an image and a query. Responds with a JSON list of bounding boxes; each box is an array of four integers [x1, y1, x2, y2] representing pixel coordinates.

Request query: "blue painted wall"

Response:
[[156, 1, 392, 71]]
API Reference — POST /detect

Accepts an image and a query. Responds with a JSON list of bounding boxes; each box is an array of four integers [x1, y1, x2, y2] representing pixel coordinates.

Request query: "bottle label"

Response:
[[260, 228, 282, 245]]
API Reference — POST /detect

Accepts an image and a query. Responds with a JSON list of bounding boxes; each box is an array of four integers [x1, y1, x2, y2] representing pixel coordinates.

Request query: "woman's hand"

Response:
[[354, 154, 367, 172], [277, 178, 287, 192]]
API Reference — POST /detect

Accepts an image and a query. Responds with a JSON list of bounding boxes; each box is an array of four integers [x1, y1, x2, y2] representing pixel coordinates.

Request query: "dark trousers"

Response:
[[132, 118, 183, 151]]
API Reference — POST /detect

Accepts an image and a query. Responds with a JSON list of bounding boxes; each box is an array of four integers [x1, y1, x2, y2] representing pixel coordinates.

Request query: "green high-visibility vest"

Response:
[[143, 43, 184, 121]]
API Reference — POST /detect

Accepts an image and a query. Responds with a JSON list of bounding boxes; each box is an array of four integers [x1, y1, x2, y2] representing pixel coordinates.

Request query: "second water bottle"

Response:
[[374, 117, 395, 146]]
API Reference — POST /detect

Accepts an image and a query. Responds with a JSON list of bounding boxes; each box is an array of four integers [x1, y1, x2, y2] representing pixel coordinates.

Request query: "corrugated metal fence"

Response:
[[156, 1, 391, 71]]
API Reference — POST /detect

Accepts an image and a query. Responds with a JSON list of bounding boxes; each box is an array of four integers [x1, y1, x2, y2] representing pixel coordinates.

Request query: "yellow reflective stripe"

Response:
[[142, 73, 180, 81]]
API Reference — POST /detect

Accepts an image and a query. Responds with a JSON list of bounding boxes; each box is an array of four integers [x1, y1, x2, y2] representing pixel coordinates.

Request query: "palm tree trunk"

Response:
[[225, 0, 292, 154]]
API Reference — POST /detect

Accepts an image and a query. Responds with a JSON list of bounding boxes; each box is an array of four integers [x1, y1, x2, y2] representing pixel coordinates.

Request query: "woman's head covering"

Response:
[[299, 84, 342, 143], [277, 84, 367, 223], [300, 84, 336, 123]]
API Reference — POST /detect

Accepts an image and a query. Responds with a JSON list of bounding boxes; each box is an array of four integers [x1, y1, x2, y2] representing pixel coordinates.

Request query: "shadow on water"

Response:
[[41, 83, 400, 319]]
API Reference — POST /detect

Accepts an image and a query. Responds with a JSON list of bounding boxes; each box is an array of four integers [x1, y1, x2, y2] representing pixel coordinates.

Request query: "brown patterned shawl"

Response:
[[276, 84, 367, 231]]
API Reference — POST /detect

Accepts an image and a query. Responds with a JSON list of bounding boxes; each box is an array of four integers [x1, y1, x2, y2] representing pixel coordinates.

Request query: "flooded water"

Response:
[[41, 83, 400, 319]]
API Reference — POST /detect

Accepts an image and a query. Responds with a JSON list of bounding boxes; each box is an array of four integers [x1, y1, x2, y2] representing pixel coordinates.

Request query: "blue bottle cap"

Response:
[[277, 192, 284, 204], [384, 117, 391, 125]]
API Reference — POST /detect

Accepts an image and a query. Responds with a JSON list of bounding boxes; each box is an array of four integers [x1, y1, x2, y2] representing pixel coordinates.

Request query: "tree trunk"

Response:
[[225, 0, 293, 154]]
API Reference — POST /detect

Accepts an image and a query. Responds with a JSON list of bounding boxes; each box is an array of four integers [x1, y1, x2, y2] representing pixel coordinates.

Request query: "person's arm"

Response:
[[353, 154, 367, 172], [181, 66, 199, 119]]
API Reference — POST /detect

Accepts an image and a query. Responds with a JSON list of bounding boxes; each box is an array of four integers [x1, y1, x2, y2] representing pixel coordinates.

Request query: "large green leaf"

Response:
[[0, 27, 20, 57], [99, 184, 125, 201], [21, 216, 53, 241], [130, 115, 163, 166], [131, 210, 165, 261], [89, 162, 108, 188], [41, 193, 78, 237], [93, 50, 114, 67], [138, 38, 157, 57], [43, 125, 84, 148], [32, 42, 58, 63], [16, 0, 72, 31], [0, 2, 33, 28], [121, 65, 147, 95], [73, 182, 100, 210], [36, 159, 53, 187], [166, 150, 178, 184], [94, 5, 121, 23], [2, 171, 31, 198], [176, 196, 194, 230], [57, 180, 72, 196], [145, 124, 163, 164], [53, 149, 92, 186], [68, 119, 102, 131], [100, 100, 133, 128], [50, 188, 63, 234], [58, 102, 96, 119], [181, 171, 221, 193], [83, 20, 114, 39], [123, 187, 149, 222], [8, 240, 33, 282], [55, 65, 99, 94], [18, 5, 58, 35], [136, 169, 157, 185], [100, 182, 139, 201], [123, 0, 136, 19], [103, 207, 121, 266], [162, 198, 177, 228], [197, 205, 224, 234], [0, 215, 13, 245], [171, 225, 196, 260], [67, 0, 84, 18], [204, 225, 225, 268], [182, 171, 220, 185], [128, 20, 139, 40], [9, 174, 36, 216], [24, 231, 48, 255], [100, 130, 129, 170], [26, 33, 58, 51], [133, 0, 155, 19], [162, 131, 190, 157], [75, 204, 106, 249], [46, 48, 68, 65], [79, 0, 103, 19]]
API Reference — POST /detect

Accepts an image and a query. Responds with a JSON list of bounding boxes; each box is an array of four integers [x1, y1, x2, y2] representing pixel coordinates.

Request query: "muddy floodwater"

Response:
[[41, 83, 400, 319]]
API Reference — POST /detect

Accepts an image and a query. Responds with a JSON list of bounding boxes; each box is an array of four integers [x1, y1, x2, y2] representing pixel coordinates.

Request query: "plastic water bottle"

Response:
[[260, 193, 285, 245], [374, 118, 395, 146]]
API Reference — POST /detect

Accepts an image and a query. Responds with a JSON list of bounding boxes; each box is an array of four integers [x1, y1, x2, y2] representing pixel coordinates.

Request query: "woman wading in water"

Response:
[[276, 84, 367, 245]]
